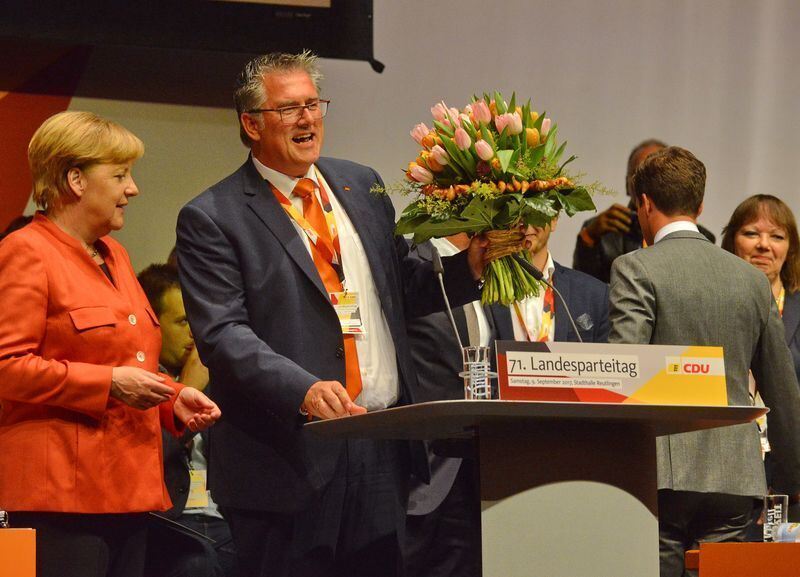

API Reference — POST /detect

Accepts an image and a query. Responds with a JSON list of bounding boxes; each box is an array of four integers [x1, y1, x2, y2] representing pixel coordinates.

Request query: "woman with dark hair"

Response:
[[722, 194, 800, 376]]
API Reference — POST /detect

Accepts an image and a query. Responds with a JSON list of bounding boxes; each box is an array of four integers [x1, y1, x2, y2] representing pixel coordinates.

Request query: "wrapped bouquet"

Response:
[[387, 92, 599, 305]]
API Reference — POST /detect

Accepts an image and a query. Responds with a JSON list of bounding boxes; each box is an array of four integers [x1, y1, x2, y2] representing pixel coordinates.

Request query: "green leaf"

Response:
[[439, 134, 470, 178], [544, 125, 558, 159], [433, 120, 454, 138], [496, 149, 516, 173], [495, 193, 523, 226], [508, 92, 517, 115], [533, 111, 546, 131], [552, 140, 568, 164], [395, 213, 431, 235], [522, 195, 560, 222], [556, 186, 596, 216], [528, 143, 546, 167], [555, 154, 577, 176], [494, 91, 507, 114]]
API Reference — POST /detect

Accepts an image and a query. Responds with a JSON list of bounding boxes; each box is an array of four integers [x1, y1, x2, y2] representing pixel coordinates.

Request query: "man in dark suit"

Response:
[[608, 146, 800, 576], [404, 223, 609, 577], [175, 51, 485, 577]]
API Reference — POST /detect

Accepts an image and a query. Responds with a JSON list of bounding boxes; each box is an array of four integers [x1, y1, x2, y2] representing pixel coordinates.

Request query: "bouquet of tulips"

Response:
[[387, 92, 597, 305]]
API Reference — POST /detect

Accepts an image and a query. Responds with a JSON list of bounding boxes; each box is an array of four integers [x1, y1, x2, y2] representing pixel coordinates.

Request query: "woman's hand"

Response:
[[174, 387, 221, 432], [110, 366, 175, 409]]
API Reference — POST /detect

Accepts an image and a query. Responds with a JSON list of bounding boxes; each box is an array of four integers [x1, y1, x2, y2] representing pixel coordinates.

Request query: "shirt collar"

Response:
[[251, 156, 318, 196], [542, 251, 555, 281], [653, 220, 699, 244]]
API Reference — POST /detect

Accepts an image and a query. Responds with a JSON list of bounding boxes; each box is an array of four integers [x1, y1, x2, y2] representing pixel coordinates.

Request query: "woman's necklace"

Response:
[[84, 242, 99, 259]]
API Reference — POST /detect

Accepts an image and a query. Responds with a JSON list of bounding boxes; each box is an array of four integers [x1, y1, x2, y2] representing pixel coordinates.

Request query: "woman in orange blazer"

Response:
[[0, 111, 221, 577]]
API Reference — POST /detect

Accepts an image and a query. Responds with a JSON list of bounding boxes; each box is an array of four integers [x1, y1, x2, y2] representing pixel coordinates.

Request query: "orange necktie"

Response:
[[291, 178, 363, 401]]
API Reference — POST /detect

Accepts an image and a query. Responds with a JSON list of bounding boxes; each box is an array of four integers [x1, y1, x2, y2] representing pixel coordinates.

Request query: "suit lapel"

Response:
[[320, 163, 394, 312], [241, 161, 329, 300], [489, 303, 515, 341], [552, 262, 570, 341], [784, 291, 800, 345]]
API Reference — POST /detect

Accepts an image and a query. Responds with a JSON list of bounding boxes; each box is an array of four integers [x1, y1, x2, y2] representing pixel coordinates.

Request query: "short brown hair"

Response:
[[28, 111, 144, 211], [721, 194, 800, 292], [631, 146, 705, 217], [138, 263, 180, 317]]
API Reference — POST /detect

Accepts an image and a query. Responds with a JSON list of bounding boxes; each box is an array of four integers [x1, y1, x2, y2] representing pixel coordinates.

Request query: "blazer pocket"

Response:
[[69, 306, 117, 331]]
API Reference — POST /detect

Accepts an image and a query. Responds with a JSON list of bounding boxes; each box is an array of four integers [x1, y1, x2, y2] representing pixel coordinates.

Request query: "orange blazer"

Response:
[[0, 213, 182, 513]]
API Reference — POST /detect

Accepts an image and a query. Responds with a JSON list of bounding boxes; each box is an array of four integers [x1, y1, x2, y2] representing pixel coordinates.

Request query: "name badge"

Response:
[[186, 469, 209, 508], [329, 291, 365, 335]]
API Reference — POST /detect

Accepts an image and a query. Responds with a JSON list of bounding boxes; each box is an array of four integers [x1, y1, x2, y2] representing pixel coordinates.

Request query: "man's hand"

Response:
[[302, 380, 367, 420], [174, 386, 222, 432], [111, 366, 175, 410], [467, 233, 489, 280], [583, 203, 633, 242], [179, 346, 210, 391]]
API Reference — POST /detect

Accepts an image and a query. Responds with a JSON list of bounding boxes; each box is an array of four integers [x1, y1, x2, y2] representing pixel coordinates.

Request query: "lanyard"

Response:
[[271, 171, 345, 283]]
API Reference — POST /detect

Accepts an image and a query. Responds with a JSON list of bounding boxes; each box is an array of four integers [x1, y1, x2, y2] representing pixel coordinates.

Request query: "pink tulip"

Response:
[[471, 100, 492, 124], [475, 139, 494, 161], [409, 164, 434, 184], [454, 127, 471, 151], [540, 117, 552, 137], [431, 101, 451, 122], [495, 112, 523, 135], [459, 113, 471, 127], [431, 144, 449, 166], [410, 123, 430, 144]]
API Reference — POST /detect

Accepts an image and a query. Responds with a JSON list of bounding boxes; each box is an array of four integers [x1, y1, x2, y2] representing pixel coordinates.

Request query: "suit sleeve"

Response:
[[0, 235, 111, 419], [752, 291, 800, 494], [573, 217, 611, 283], [176, 203, 318, 423], [608, 253, 655, 345]]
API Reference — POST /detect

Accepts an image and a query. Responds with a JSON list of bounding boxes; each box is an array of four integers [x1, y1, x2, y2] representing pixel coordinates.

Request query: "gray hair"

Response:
[[234, 50, 323, 146]]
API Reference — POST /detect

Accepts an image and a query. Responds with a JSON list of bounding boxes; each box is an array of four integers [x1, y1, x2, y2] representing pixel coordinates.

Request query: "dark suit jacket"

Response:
[[407, 255, 609, 514], [176, 157, 479, 515], [491, 261, 610, 343], [785, 290, 800, 383], [573, 209, 716, 284]]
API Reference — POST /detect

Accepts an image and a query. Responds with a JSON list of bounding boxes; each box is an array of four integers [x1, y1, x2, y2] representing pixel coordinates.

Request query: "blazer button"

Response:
[[128, 314, 137, 325], [335, 345, 345, 359], [136, 351, 146, 362]]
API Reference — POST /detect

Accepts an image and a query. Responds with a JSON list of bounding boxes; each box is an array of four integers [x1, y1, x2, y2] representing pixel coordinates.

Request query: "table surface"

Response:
[[305, 400, 765, 440]]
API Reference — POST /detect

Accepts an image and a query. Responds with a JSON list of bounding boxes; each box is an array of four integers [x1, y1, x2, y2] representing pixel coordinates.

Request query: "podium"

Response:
[[0, 529, 36, 577], [307, 400, 764, 577]]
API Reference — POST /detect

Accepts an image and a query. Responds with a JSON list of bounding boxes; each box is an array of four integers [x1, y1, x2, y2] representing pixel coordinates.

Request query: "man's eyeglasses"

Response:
[[246, 100, 330, 125]]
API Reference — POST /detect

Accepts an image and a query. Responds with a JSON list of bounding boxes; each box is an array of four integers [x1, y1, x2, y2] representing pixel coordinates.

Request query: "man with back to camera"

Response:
[[608, 146, 800, 576], [573, 139, 715, 283], [175, 51, 487, 577]]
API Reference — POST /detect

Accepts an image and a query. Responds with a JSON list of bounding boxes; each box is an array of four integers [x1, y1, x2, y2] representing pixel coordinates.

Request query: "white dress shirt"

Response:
[[653, 220, 700, 244], [252, 157, 399, 411], [429, 237, 491, 348], [511, 252, 556, 342]]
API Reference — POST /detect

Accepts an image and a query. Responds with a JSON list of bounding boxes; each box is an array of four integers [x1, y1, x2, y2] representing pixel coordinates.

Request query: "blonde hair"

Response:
[[28, 111, 144, 211]]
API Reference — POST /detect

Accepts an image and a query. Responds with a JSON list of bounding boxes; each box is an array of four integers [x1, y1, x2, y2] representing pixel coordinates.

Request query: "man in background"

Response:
[[573, 139, 715, 283], [608, 146, 800, 576], [138, 264, 238, 577]]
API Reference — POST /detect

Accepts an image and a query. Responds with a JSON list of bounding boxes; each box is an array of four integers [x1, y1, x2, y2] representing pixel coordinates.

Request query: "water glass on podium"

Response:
[[764, 494, 789, 542], [461, 345, 493, 400]]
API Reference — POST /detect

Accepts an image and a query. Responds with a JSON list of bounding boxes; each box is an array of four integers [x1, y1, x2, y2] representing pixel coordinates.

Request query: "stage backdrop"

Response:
[[3, 0, 798, 272]]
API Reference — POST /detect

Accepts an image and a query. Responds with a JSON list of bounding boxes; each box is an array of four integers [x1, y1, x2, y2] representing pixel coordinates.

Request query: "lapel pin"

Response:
[[343, 186, 350, 191]]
